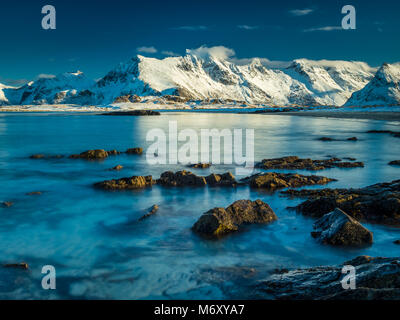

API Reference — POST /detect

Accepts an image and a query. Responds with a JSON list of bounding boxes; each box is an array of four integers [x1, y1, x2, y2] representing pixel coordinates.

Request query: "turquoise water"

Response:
[[0, 112, 399, 299]]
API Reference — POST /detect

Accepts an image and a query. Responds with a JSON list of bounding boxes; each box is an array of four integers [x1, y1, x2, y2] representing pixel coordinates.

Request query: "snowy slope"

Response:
[[345, 63, 400, 106], [0, 83, 16, 105], [10, 71, 95, 105], [89, 54, 317, 105], [282, 59, 376, 106]]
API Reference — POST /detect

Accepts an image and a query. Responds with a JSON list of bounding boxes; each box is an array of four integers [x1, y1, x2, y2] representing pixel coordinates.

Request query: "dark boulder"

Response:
[[192, 199, 277, 237], [311, 208, 373, 246]]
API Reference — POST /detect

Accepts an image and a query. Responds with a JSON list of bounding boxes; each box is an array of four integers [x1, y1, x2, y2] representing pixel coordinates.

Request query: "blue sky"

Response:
[[0, 0, 399, 85]]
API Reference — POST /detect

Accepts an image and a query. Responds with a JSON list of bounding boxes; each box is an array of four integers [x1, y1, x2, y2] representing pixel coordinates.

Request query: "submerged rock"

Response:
[[282, 179, 400, 225], [255, 156, 364, 171], [1, 201, 13, 208], [257, 256, 400, 300], [192, 199, 277, 237], [394, 240, 400, 245], [311, 208, 373, 246], [126, 147, 143, 155], [3, 262, 29, 270], [138, 205, 159, 221], [26, 191, 42, 196], [242, 172, 336, 190], [29, 154, 64, 159], [389, 160, 400, 166], [94, 175, 155, 190], [367, 130, 400, 138], [109, 165, 123, 171]]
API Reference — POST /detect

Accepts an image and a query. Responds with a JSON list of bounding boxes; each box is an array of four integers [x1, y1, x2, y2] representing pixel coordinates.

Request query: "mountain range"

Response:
[[1, 52, 399, 107]]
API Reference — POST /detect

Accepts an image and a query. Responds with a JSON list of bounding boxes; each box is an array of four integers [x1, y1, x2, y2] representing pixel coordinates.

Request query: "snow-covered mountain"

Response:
[[283, 59, 376, 105], [6, 71, 94, 105], [2, 52, 398, 107], [345, 63, 400, 106], [0, 83, 16, 105]]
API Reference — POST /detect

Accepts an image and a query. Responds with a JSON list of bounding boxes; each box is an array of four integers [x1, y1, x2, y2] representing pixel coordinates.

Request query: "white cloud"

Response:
[[37, 74, 56, 79], [136, 46, 158, 54], [171, 26, 208, 31], [162, 50, 180, 56], [237, 25, 259, 30], [289, 8, 314, 16], [303, 26, 342, 32], [187, 45, 236, 60]]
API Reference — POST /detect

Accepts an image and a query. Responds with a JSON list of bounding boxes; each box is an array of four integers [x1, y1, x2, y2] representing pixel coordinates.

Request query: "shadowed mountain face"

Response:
[[1, 53, 398, 107]]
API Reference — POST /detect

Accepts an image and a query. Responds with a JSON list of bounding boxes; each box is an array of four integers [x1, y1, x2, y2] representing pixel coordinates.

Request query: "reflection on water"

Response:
[[0, 112, 399, 299]]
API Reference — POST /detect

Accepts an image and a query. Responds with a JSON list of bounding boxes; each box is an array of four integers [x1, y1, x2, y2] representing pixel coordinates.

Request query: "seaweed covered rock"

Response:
[[311, 208, 373, 246], [242, 172, 336, 190], [192, 199, 277, 237], [257, 256, 400, 300], [282, 179, 400, 225], [94, 175, 155, 190], [255, 156, 364, 171]]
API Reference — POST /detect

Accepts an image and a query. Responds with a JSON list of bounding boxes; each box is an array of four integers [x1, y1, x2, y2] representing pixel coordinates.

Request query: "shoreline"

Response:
[[272, 111, 400, 121]]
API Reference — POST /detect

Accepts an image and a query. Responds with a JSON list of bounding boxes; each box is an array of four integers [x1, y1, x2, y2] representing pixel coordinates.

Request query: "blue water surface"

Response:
[[0, 112, 399, 299]]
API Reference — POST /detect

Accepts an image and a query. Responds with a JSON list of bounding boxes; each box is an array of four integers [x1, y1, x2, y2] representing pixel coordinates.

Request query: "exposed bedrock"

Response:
[[257, 256, 400, 300]]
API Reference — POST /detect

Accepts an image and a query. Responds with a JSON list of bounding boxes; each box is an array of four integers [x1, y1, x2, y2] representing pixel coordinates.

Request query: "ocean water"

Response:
[[0, 112, 399, 299]]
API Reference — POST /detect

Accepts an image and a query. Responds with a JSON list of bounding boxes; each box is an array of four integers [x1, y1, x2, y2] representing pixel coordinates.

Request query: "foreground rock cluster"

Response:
[[256, 156, 364, 171], [95, 170, 238, 190], [282, 179, 400, 225], [258, 256, 400, 300], [192, 200, 277, 237], [242, 172, 336, 190]]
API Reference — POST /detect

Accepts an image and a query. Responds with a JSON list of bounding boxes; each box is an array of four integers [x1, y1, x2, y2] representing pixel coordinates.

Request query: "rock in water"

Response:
[[282, 179, 400, 225], [389, 160, 400, 166], [94, 176, 154, 190], [69, 149, 109, 160], [3, 262, 29, 270], [109, 165, 123, 171], [189, 163, 211, 169], [158, 170, 207, 187], [126, 147, 143, 155], [138, 205, 159, 221], [311, 208, 373, 246], [1, 201, 13, 208], [192, 199, 277, 237], [243, 172, 335, 190], [257, 256, 400, 300], [255, 156, 364, 170]]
